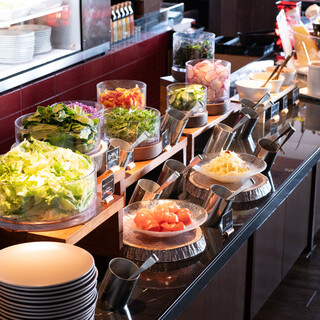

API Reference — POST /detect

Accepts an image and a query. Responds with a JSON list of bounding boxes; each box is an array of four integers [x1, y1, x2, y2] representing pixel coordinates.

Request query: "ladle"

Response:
[[232, 113, 252, 132], [261, 64, 281, 87], [128, 254, 159, 280], [236, 92, 271, 132], [226, 178, 254, 201], [180, 154, 203, 175], [252, 92, 271, 110], [128, 131, 150, 151], [154, 171, 180, 194], [181, 101, 203, 121], [154, 155, 203, 194]]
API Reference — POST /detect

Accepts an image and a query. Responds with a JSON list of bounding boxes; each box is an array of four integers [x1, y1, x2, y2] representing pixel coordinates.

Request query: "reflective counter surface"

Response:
[[94, 67, 320, 320]]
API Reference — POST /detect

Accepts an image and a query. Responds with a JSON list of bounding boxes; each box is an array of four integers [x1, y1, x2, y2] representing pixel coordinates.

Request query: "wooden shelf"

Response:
[[0, 137, 188, 256], [124, 136, 188, 188], [97, 167, 126, 196], [0, 195, 124, 248], [182, 102, 241, 162], [28, 195, 124, 244]]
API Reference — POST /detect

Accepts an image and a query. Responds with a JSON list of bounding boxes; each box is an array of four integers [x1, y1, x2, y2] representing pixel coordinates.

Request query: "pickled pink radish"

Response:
[[186, 59, 230, 102]]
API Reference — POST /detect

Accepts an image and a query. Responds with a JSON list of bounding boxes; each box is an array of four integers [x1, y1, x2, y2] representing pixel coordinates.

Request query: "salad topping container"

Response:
[[172, 31, 215, 70], [15, 103, 101, 154], [167, 83, 207, 115], [103, 107, 160, 147], [97, 80, 146, 110], [0, 139, 97, 231]]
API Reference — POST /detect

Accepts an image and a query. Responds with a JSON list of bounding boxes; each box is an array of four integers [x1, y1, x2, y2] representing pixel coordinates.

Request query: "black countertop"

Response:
[[94, 63, 320, 320]]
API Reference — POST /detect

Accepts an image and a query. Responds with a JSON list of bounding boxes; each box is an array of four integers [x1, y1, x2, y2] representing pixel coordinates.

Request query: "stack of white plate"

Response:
[[0, 242, 98, 320], [11, 24, 52, 54], [0, 30, 35, 64]]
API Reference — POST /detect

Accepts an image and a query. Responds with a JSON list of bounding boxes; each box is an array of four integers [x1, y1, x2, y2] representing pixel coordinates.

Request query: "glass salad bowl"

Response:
[[15, 102, 101, 155], [123, 199, 208, 238], [0, 139, 97, 231], [194, 152, 267, 183], [103, 107, 160, 147], [166, 83, 207, 115], [97, 80, 147, 110], [172, 31, 215, 71]]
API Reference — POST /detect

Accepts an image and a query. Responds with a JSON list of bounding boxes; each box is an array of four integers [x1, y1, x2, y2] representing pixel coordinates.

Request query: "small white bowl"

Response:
[[266, 66, 296, 86], [249, 72, 285, 93], [235, 80, 272, 102]]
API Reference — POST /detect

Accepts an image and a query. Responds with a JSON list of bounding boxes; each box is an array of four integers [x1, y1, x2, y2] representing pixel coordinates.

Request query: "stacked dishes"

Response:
[[0, 242, 98, 320], [11, 24, 52, 54], [0, 30, 35, 64]]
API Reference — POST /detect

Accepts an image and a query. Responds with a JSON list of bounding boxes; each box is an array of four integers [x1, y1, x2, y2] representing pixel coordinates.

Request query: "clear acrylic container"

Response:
[[172, 31, 215, 71], [186, 59, 231, 105], [103, 106, 160, 147], [15, 105, 101, 155], [293, 30, 320, 71], [166, 83, 207, 115], [0, 146, 97, 231], [97, 80, 147, 110]]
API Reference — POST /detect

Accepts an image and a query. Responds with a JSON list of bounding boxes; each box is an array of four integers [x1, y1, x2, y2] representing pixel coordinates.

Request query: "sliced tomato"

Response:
[[160, 202, 180, 214], [161, 221, 186, 232], [141, 219, 160, 231], [172, 221, 186, 231], [154, 209, 178, 224], [160, 222, 176, 232], [133, 208, 153, 228], [176, 208, 193, 226]]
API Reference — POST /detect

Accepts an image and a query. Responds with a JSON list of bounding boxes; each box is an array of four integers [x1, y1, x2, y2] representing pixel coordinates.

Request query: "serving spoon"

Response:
[[128, 131, 150, 151], [154, 155, 203, 194], [226, 178, 255, 201], [128, 254, 159, 280]]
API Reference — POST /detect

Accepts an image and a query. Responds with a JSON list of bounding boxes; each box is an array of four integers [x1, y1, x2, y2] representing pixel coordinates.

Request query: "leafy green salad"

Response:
[[104, 107, 160, 146], [0, 139, 96, 222], [17, 103, 100, 154]]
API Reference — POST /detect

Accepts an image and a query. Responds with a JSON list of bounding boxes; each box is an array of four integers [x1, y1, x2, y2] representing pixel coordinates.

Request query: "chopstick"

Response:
[[273, 51, 295, 80], [261, 64, 281, 87]]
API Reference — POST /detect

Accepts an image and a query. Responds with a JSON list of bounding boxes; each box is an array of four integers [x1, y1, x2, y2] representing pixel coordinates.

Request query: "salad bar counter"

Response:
[[0, 18, 319, 317]]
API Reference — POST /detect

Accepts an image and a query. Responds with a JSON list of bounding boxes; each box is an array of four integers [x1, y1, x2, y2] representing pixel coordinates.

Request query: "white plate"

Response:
[[0, 268, 97, 300], [123, 200, 207, 238], [0, 265, 96, 294], [0, 289, 97, 318], [0, 242, 94, 287], [194, 153, 267, 183], [11, 24, 51, 32], [299, 87, 320, 101]]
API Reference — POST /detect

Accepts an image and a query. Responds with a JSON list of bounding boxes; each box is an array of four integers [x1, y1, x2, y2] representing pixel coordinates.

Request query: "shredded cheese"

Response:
[[204, 150, 248, 175]]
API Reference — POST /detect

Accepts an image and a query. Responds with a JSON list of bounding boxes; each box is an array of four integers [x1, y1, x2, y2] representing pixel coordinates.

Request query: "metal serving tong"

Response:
[[154, 155, 203, 194], [268, 123, 296, 154], [235, 92, 272, 133]]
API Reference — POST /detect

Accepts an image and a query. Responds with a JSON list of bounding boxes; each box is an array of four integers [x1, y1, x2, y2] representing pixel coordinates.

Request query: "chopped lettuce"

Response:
[[104, 107, 159, 145], [0, 139, 96, 222]]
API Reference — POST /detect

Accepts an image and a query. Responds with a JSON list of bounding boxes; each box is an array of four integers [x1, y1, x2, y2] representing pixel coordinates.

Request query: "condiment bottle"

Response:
[[110, 5, 114, 44], [115, 4, 123, 41], [126, 1, 134, 37], [119, 3, 127, 39], [111, 5, 118, 43], [123, 2, 130, 39]]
